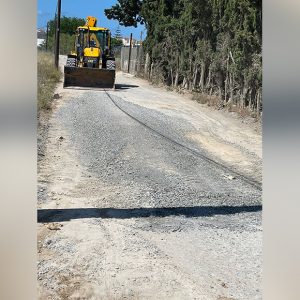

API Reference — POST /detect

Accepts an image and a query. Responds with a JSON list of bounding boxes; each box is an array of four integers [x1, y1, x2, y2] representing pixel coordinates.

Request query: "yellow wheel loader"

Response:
[[64, 16, 115, 89]]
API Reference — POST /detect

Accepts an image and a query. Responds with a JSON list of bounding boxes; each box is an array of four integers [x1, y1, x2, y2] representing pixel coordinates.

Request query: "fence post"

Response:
[[46, 22, 49, 51], [127, 33, 133, 73], [145, 53, 150, 78]]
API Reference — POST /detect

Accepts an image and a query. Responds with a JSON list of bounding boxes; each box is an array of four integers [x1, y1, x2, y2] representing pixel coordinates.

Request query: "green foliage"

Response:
[[114, 25, 123, 40], [41, 16, 86, 55], [104, 0, 144, 27], [39, 33, 76, 55], [112, 25, 124, 48], [106, 0, 262, 111], [48, 16, 85, 36], [111, 37, 124, 48]]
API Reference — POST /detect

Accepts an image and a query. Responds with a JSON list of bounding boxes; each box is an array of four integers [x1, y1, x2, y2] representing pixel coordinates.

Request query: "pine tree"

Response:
[[114, 25, 123, 40]]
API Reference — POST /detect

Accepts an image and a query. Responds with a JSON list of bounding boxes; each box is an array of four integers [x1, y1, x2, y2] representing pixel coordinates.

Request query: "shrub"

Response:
[[37, 51, 61, 111]]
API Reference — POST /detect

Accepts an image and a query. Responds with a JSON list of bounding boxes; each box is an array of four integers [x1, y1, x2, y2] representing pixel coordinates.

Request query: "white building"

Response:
[[37, 38, 45, 47], [37, 28, 46, 47], [122, 37, 141, 47]]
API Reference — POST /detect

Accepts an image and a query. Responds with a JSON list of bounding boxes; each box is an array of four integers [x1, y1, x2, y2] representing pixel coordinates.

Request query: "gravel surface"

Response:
[[38, 64, 262, 300]]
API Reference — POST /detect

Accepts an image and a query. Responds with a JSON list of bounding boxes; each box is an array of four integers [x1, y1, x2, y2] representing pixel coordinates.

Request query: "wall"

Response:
[[120, 46, 144, 75]]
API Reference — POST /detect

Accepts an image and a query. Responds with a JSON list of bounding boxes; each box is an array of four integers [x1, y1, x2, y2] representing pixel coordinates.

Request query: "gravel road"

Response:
[[38, 59, 262, 300]]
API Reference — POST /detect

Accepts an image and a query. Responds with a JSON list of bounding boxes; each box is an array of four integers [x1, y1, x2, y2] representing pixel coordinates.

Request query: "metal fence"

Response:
[[120, 46, 144, 75]]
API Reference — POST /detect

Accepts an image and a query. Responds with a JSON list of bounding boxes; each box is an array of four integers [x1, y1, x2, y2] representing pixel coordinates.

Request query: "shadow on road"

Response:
[[62, 84, 139, 91], [114, 83, 139, 90], [38, 205, 262, 223]]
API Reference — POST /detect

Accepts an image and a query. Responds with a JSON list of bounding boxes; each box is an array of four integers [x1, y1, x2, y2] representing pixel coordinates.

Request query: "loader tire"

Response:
[[66, 58, 76, 67], [106, 60, 115, 70]]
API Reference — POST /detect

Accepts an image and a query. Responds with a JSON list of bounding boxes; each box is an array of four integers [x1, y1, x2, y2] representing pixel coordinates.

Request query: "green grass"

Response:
[[37, 51, 61, 111]]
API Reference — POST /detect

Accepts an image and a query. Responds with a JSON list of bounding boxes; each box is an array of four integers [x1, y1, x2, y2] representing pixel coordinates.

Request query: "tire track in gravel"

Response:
[[105, 90, 262, 191]]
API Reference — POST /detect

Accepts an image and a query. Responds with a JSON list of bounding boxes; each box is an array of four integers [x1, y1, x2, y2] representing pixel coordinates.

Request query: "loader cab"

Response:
[[76, 27, 111, 56], [90, 38, 96, 47]]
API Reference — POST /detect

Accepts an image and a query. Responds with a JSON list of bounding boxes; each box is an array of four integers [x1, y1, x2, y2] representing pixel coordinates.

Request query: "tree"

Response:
[[48, 16, 85, 36], [42, 16, 85, 55], [112, 25, 124, 48], [104, 0, 144, 27], [114, 25, 123, 40], [111, 37, 124, 48], [105, 0, 263, 112]]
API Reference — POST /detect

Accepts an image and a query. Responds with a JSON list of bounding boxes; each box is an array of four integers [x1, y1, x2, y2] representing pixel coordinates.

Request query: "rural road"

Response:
[[38, 56, 262, 299]]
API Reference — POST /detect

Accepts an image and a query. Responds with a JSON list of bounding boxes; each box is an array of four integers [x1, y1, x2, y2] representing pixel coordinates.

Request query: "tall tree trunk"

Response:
[[248, 88, 253, 109], [174, 71, 179, 88], [144, 53, 150, 78], [182, 77, 187, 89], [240, 87, 248, 108], [243, 87, 248, 108], [150, 62, 154, 80], [256, 89, 261, 112], [229, 74, 234, 103], [193, 66, 198, 90], [218, 86, 222, 99], [206, 68, 211, 91], [189, 59, 193, 90], [224, 76, 228, 103], [200, 63, 206, 92]]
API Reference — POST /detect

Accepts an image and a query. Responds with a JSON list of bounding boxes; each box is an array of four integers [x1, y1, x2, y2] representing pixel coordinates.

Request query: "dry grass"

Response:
[[192, 92, 223, 108], [228, 104, 251, 117], [192, 92, 262, 122], [37, 51, 61, 111]]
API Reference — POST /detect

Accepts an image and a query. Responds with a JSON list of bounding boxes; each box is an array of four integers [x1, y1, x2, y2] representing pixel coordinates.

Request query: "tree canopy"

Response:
[[105, 0, 262, 111], [104, 0, 144, 27], [40, 16, 85, 54], [48, 16, 86, 36]]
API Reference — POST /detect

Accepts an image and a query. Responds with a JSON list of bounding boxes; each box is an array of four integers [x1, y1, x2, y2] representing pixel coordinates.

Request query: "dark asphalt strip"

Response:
[[38, 205, 262, 223]]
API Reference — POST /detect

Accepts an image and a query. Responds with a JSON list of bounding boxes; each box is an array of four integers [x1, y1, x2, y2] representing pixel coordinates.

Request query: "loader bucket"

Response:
[[63, 66, 115, 89]]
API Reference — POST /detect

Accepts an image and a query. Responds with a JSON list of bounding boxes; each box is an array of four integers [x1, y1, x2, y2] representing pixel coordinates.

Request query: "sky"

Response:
[[37, 0, 146, 40]]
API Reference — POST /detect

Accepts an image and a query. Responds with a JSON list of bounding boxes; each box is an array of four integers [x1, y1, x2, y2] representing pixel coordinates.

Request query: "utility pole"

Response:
[[46, 22, 49, 51], [137, 31, 143, 73], [140, 31, 143, 47], [127, 33, 133, 73], [54, 0, 61, 68], [54, 12, 57, 55]]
